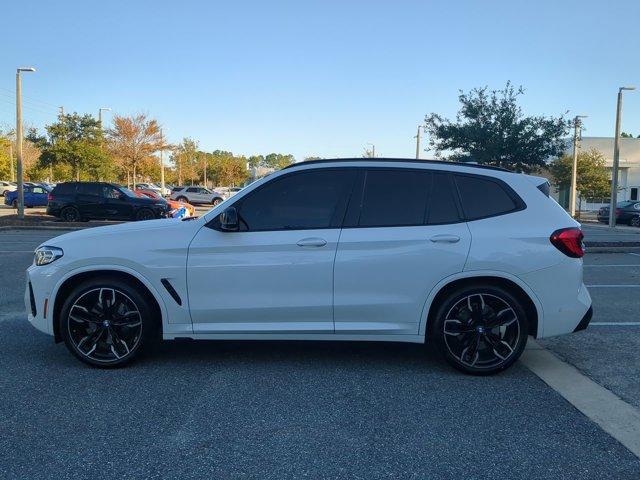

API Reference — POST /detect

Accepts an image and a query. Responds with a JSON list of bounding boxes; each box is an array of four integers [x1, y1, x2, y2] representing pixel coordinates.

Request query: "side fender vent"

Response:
[[161, 278, 182, 306]]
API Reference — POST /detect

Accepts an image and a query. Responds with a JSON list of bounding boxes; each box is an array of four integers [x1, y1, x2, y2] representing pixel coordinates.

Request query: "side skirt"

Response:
[[162, 332, 426, 344]]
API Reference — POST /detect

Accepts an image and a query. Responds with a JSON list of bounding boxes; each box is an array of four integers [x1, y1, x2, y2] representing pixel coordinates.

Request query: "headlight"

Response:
[[34, 246, 64, 266]]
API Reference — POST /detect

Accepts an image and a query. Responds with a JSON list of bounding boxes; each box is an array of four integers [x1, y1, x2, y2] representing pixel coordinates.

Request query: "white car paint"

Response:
[[26, 160, 591, 357], [0, 181, 17, 196]]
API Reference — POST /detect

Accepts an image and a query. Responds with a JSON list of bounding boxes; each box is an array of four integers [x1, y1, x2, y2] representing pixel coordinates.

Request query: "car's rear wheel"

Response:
[[211, 197, 223, 206], [431, 284, 529, 375], [177, 196, 188, 202], [60, 206, 80, 222], [60, 277, 157, 368], [631, 216, 640, 227], [135, 208, 155, 221]]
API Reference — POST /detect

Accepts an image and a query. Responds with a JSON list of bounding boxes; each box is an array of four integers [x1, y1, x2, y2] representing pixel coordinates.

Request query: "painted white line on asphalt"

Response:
[[591, 322, 640, 326], [584, 264, 640, 267], [521, 341, 640, 458], [0, 250, 34, 253], [628, 253, 640, 257], [586, 285, 640, 288]]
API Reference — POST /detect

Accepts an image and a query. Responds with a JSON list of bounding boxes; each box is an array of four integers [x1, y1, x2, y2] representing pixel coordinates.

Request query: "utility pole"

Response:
[[366, 143, 376, 158], [415, 125, 422, 159], [160, 129, 165, 196], [610, 86, 636, 227], [569, 115, 587, 218], [9, 144, 14, 182], [203, 155, 207, 188], [16, 67, 36, 219]]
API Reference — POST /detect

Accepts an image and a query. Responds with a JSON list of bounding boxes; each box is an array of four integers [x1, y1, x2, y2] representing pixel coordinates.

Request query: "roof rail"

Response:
[[283, 158, 512, 172]]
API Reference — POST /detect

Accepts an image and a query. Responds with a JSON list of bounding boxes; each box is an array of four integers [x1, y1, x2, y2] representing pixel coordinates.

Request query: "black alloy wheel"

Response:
[[631, 216, 640, 227], [212, 197, 223, 206], [136, 208, 155, 221], [60, 278, 156, 367], [432, 285, 529, 375], [60, 206, 80, 222]]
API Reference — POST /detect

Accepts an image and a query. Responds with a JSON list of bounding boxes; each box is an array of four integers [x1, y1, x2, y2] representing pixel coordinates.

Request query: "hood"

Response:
[[42, 217, 205, 249]]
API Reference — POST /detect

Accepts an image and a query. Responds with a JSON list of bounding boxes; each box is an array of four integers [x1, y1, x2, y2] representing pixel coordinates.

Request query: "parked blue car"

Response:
[[4, 184, 51, 208]]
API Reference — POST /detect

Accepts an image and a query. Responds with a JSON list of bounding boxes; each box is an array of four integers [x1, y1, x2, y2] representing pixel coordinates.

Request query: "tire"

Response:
[[59, 276, 157, 368], [11, 199, 18, 208], [60, 206, 80, 222], [430, 283, 529, 375], [177, 196, 188, 203], [135, 208, 155, 221], [631, 216, 640, 228], [211, 197, 223, 206]]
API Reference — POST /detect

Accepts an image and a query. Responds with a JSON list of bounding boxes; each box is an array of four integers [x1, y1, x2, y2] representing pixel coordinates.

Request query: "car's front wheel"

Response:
[[631, 216, 640, 227], [135, 208, 155, 221], [211, 197, 223, 206], [60, 277, 157, 367], [431, 284, 529, 375]]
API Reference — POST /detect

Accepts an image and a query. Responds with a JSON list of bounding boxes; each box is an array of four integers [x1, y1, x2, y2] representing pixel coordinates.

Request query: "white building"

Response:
[[555, 136, 640, 210]]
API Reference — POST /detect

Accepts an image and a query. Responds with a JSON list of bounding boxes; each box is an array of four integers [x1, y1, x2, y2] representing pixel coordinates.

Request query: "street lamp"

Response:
[[569, 115, 588, 218], [16, 67, 36, 220], [366, 143, 376, 158], [415, 125, 423, 159], [98, 107, 111, 127], [609, 86, 636, 227]]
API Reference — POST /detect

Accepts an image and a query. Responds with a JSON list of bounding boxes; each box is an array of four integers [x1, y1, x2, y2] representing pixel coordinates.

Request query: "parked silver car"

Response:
[[170, 186, 225, 205]]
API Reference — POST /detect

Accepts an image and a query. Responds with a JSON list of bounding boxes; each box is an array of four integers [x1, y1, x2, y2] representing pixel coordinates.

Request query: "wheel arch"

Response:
[[420, 272, 542, 340], [51, 267, 165, 343]]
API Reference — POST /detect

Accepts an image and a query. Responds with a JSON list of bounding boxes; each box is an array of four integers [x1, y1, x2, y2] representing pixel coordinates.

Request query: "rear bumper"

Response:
[[573, 305, 593, 332]]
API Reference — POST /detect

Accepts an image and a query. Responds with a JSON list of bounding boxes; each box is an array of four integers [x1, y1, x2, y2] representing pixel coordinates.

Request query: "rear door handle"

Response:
[[297, 237, 327, 247], [430, 234, 460, 244]]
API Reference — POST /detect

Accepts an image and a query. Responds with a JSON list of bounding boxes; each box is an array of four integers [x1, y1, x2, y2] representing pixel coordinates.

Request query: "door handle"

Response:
[[430, 234, 461, 243], [297, 237, 327, 247]]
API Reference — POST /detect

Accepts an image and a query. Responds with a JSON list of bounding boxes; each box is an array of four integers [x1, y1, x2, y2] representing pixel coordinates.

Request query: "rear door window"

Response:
[[454, 174, 521, 220], [358, 169, 430, 227], [77, 183, 102, 196], [427, 173, 461, 224]]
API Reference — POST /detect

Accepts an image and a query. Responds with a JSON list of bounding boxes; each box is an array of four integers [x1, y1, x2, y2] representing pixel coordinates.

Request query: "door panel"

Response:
[[334, 224, 471, 334], [187, 227, 340, 333]]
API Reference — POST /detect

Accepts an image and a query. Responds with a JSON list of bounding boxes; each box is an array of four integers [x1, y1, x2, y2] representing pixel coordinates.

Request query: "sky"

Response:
[[2, 0, 640, 161]]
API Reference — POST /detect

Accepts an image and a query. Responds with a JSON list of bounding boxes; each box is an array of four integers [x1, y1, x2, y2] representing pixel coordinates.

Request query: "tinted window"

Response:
[[186, 187, 198, 193], [358, 170, 430, 227], [102, 185, 122, 199], [53, 183, 76, 195], [428, 173, 460, 224], [77, 183, 102, 196], [238, 169, 354, 231], [454, 174, 518, 220], [32, 187, 45, 194]]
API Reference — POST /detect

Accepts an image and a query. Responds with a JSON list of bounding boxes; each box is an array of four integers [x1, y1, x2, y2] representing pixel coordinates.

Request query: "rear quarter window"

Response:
[[52, 183, 77, 195], [454, 174, 523, 220]]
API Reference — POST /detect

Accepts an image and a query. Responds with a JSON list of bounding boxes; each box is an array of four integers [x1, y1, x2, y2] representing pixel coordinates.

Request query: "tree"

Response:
[[0, 131, 12, 180], [34, 113, 109, 180], [424, 82, 570, 173], [264, 153, 294, 170], [107, 114, 162, 186], [206, 150, 248, 186], [303, 156, 322, 162], [620, 132, 634, 138], [549, 148, 611, 203], [171, 138, 199, 185]]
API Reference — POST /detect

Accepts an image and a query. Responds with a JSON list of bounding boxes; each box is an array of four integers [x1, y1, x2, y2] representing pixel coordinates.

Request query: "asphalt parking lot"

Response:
[[1, 229, 639, 479]]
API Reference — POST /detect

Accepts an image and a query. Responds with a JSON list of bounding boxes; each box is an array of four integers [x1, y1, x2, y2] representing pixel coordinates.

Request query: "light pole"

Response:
[[98, 107, 111, 127], [415, 125, 422, 159], [366, 143, 375, 158], [609, 86, 636, 227], [569, 115, 588, 218], [15, 67, 36, 219]]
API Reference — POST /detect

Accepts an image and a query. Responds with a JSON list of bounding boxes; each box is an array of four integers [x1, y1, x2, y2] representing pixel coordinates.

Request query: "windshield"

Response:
[[119, 187, 139, 198]]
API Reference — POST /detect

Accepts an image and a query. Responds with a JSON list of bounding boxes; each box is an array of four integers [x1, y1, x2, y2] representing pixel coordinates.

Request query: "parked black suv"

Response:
[[47, 182, 170, 222], [597, 201, 640, 226]]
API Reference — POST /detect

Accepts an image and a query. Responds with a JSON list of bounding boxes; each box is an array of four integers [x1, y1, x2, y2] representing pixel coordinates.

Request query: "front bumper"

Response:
[[25, 267, 54, 336]]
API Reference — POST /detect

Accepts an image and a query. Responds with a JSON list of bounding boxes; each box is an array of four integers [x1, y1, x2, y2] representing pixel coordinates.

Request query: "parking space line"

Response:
[[591, 322, 640, 326], [584, 264, 640, 267], [586, 285, 640, 288], [628, 253, 640, 257], [521, 341, 640, 458]]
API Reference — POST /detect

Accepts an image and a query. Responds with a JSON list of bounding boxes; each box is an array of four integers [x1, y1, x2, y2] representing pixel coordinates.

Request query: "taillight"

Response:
[[47, 193, 53, 201], [550, 227, 584, 258]]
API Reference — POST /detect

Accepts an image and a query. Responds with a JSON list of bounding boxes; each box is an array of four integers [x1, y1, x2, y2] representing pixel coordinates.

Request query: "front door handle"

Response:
[[297, 237, 327, 247], [430, 234, 461, 244]]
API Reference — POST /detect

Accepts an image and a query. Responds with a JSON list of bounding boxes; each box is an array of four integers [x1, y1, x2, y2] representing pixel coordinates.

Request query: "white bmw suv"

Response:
[[26, 159, 592, 374]]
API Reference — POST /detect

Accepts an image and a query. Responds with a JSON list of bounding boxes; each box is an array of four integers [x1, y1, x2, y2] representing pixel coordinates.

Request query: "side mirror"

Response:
[[220, 207, 239, 231]]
